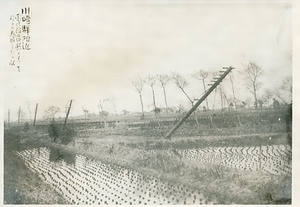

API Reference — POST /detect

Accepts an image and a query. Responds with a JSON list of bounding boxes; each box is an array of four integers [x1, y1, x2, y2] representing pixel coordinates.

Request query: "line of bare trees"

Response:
[[131, 61, 292, 116], [8, 62, 291, 123]]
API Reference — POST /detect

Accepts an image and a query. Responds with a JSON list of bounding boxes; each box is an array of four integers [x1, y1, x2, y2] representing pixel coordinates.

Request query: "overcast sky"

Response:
[[1, 0, 293, 121]]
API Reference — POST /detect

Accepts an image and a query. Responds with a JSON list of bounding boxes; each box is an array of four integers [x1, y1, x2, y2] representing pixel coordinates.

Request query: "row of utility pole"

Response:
[[7, 100, 73, 127], [10, 104, 39, 126]]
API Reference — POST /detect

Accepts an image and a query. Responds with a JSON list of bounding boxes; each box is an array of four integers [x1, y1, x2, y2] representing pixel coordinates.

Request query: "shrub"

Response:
[[108, 144, 114, 154], [47, 121, 76, 145], [48, 121, 60, 142], [23, 122, 30, 132], [60, 126, 76, 145]]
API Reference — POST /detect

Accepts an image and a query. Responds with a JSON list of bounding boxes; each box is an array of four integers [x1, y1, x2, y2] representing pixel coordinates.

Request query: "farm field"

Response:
[[16, 147, 214, 205], [3, 1, 294, 205], [4, 109, 292, 205], [158, 145, 291, 175]]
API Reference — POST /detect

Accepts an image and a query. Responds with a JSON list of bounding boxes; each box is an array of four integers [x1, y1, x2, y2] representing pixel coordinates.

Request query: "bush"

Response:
[[23, 122, 30, 132], [48, 121, 60, 142], [47, 121, 76, 145], [60, 126, 76, 145]]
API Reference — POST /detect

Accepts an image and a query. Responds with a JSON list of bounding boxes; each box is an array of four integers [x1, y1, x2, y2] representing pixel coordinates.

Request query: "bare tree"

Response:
[[171, 72, 193, 106], [219, 84, 225, 110], [145, 75, 158, 112], [212, 71, 222, 110], [212, 86, 218, 110], [275, 76, 292, 104], [228, 72, 237, 110], [27, 101, 32, 120], [220, 84, 231, 109], [17, 107, 26, 124], [110, 98, 117, 115], [244, 61, 264, 109], [131, 76, 145, 117], [98, 99, 112, 116], [82, 106, 89, 128], [157, 74, 170, 112], [82, 106, 89, 116], [280, 76, 292, 93], [98, 100, 104, 112], [44, 106, 60, 121], [191, 69, 209, 109]]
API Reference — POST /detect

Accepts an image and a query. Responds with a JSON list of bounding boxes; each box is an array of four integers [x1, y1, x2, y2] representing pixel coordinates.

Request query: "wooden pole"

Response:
[[64, 100, 73, 126], [33, 103, 38, 126], [165, 66, 234, 139], [18, 107, 21, 125], [8, 109, 10, 126]]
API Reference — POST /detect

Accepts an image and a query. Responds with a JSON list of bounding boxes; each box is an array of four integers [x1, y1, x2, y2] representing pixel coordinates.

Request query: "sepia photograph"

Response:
[[1, 0, 298, 205]]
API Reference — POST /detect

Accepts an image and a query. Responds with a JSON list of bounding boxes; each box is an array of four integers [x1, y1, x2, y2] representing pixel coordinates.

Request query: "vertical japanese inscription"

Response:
[[9, 7, 31, 72]]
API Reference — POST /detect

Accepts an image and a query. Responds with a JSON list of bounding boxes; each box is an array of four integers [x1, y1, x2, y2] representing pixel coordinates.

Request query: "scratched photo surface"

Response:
[[1, 0, 293, 205]]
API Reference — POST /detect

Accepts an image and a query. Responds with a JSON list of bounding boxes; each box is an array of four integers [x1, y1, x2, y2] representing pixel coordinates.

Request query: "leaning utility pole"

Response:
[[33, 103, 38, 126], [64, 100, 73, 126], [165, 66, 234, 139]]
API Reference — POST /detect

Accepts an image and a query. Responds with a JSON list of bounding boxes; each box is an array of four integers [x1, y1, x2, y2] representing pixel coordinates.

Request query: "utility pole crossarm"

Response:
[[165, 66, 234, 139]]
